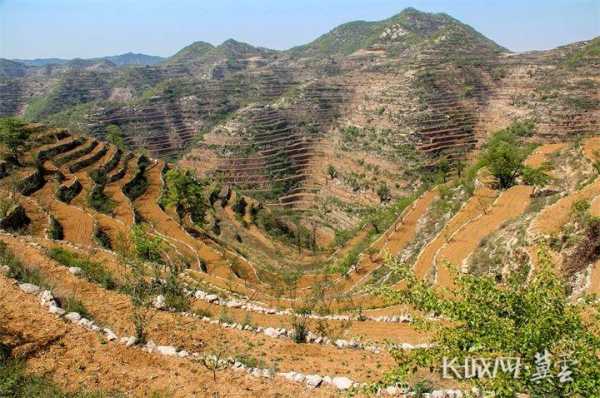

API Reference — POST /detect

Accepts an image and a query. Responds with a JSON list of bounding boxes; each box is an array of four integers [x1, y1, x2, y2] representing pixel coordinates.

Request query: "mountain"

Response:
[[164, 39, 272, 67], [0, 59, 28, 78], [102, 52, 164, 66], [164, 41, 215, 65], [289, 7, 505, 57], [13, 58, 70, 67], [13, 52, 164, 68]]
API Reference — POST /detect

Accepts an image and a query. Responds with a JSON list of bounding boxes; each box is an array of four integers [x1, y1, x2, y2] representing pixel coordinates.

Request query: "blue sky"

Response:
[[1, 0, 598, 59]]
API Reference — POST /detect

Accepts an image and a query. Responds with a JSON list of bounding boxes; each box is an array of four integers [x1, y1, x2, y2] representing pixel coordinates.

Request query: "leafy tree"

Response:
[[483, 138, 528, 189], [481, 121, 536, 189], [373, 247, 600, 397], [161, 169, 207, 224], [105, 124, 125, 150], [0, 117, 29, 165]]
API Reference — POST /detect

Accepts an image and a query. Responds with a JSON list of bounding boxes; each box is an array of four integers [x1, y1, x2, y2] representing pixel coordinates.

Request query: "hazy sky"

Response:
[[1, 0, 598, 59]]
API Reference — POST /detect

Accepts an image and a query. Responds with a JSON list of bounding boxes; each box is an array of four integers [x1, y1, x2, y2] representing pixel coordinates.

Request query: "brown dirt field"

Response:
[[33, 180, 95, 247], [0, 275, 341, 398], [435, 185, 533, 288], [0, 234, 395, 384], [530, 179, 600, 236], [332, 190, 439, 294], [524, 143, 566, 168], [582, 136, 600, 161], [410, 185, 498, 281]]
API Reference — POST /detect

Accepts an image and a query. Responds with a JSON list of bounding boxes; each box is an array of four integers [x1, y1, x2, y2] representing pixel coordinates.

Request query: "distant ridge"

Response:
[[13, 52, 164, 67]]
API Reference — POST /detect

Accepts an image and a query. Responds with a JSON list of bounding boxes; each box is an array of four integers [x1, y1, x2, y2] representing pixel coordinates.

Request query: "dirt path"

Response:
[[0, 275, 336, 398], [435, 185, 533, 287]]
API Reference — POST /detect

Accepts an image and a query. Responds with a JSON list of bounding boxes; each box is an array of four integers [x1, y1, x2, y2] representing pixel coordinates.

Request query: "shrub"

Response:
[[291, 315, 308, 343]]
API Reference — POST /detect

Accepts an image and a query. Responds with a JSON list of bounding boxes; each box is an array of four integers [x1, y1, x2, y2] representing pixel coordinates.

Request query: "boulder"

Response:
[[19, 283, 40, 295], [0, 265, 10, 275], [68, 267, 83, 276]]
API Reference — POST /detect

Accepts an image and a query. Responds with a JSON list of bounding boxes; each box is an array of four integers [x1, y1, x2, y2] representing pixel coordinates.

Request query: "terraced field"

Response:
[[0, 7, 599, 398]]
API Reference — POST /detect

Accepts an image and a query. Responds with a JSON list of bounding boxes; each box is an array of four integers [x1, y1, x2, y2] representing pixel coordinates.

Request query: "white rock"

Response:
[[332, 376, 353, 390], [78, 318, 95, 329], [305, 374, 323, 388], [68, 267, 83, 276], [335, 339, 350, 348], [177, 350, 189, 358], [144, 341, 157, 353], [64, 312, 81, 322], [385, 386, 402, 395], [205, 294, 219, 303], [39, 290, 54, 306], [292, 373, 306, 383], [0, 265, 10, 275], [263, 327, 280, 338], [156, 345, 178, 356], [48, 304, 65, 316], [152, 295, 166, 310], [281, 371, 296, 381], [104, 328, 117, 341], [125, 336, 137, 347], [19, 283, 40, 294]]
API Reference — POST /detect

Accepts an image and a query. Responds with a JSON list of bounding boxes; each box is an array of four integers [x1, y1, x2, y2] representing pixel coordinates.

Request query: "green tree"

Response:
[[483, 138, 528, 189], [105, 124, 125, 150], [373, 247, 600, 397], [0, 117, 29, 165], [161, 168, 207, 224]]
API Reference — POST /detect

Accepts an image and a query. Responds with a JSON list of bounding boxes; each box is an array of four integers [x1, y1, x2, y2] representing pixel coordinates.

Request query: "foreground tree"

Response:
[[373, 247, 600, 397]]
